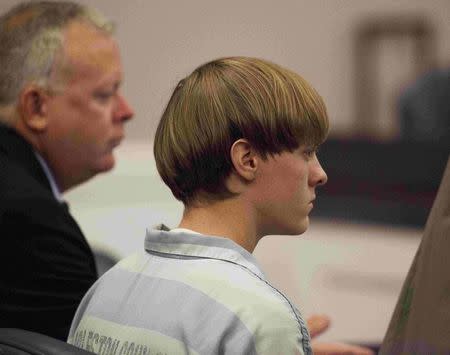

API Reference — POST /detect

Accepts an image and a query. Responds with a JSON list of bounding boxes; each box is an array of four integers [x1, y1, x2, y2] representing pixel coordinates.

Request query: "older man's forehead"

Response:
[[62, 21, 120, 73]]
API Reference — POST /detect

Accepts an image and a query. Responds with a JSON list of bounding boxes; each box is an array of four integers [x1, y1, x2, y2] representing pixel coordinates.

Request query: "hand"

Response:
[[307, 315, 375, 355], [307, 314, 331, 338], [311, 341, 375, 355]]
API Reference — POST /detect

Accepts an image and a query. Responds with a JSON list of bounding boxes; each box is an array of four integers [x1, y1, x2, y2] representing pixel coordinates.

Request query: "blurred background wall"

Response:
[[1, 0, 448, 139]]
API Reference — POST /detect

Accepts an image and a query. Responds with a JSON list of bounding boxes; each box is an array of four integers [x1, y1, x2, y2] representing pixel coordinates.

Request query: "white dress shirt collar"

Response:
[[33, 151, 64, 203]]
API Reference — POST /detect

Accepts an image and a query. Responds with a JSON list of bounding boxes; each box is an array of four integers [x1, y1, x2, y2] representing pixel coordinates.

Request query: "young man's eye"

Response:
[[303, 148, 317, 159]]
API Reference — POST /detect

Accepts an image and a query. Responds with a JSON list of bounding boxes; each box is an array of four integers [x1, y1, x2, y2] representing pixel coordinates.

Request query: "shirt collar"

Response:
[[145, 224, 266, 279], [33, 151, 64, 203]]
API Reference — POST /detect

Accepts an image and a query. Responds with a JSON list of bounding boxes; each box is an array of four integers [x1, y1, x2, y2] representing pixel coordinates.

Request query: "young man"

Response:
[[0, 1, 134, 340], [68, 57, 368, 354]]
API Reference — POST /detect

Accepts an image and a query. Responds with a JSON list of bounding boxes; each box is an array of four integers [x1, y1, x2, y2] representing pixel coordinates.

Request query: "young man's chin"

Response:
[[292, 218, 310, 236], [275, 218, 309, 237]]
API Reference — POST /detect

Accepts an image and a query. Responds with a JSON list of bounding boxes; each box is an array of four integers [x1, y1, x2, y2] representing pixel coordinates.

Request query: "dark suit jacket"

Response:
[[380, 156, 450, 354], [0, 124, 97, 341]]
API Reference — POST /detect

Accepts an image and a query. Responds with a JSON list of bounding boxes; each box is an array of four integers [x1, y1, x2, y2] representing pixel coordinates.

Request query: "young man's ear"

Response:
[[229, 139, 259, 182], [19, 85, 50, 132]]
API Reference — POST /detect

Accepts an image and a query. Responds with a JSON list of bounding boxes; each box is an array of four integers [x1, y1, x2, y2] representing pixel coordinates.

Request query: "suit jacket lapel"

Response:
[[0, 124, 53, 194]]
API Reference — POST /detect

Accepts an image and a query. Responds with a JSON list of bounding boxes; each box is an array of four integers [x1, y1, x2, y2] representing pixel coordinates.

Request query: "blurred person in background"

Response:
[[398, 67, 450, 143], [0, 1, 134, 340]]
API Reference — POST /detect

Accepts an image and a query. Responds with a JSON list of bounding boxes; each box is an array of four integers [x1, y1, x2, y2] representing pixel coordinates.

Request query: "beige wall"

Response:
[[2, 0, 449, 138]]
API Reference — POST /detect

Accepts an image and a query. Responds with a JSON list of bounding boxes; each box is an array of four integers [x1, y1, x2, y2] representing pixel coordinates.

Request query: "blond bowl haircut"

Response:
[[154, 57, 329, 206], [0, 1, 114, 124]]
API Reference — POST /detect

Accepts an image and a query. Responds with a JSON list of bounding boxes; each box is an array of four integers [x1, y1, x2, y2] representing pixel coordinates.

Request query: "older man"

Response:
[[0, 1, 134, 340]]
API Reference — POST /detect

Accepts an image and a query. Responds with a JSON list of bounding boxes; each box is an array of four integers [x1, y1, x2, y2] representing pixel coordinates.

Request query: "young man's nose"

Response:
[[310, 160, 328, 187]]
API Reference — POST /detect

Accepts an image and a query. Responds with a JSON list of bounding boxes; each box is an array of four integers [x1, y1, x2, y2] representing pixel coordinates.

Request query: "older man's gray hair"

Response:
[[0, 1, 114, 124]]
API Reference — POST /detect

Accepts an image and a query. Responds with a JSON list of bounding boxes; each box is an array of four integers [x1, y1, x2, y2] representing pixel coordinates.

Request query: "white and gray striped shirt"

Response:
[[68, 225, 311, 355]]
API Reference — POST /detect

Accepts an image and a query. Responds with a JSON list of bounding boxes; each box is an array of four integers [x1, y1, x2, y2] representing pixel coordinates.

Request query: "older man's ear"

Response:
[[19, 85, 50, 132]]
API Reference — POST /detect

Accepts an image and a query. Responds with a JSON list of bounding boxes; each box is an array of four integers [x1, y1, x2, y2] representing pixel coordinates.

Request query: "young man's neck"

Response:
[[178, 197, 258, 253]]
